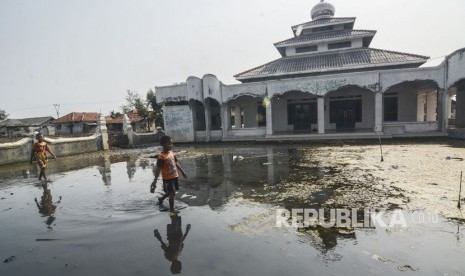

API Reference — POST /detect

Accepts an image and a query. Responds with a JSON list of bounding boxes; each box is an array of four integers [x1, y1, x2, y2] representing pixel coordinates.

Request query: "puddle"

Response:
[[0, 142, 464, 275]]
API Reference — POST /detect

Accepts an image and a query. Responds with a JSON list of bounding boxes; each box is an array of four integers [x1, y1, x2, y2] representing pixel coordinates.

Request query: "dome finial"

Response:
[[311, 0, 335, 20]]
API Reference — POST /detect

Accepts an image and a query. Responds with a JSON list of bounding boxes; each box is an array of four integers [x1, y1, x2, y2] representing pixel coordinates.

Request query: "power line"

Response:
[[53, 104, 60, 118]]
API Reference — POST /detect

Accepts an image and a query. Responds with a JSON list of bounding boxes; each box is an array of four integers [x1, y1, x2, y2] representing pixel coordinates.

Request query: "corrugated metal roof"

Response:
[[234, 48, 429, 81], [274, 30, 376, 47], [291, 17, 356, 30], [0, 117, 54, 127]]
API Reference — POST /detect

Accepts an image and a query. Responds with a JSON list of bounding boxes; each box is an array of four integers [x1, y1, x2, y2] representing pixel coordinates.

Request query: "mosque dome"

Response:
[[311, 0, 335, 20]]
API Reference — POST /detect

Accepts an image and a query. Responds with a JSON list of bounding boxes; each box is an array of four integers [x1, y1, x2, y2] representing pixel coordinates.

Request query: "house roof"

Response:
[[0, 117, 54, 127], [234, 48, 429, 81], [105, 111, 145, 124], [291, 17, 356, 30], [274, 30, 376, 47], [53, 112, 100, 124]]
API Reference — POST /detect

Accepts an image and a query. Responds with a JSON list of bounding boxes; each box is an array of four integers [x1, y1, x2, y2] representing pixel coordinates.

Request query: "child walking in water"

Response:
[[151, 135, 187, 214], [30, 133, 57, 182]]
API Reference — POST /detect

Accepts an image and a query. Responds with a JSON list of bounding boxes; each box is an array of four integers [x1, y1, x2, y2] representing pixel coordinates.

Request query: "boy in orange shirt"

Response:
[[151, 135, 187, 214]]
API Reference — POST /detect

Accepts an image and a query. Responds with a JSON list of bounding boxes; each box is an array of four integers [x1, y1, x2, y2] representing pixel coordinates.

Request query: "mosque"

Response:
[[155, 0, 465, 142]]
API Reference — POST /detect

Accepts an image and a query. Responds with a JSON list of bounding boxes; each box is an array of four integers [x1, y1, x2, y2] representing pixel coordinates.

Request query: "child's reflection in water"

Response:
[[154, 215, 191, 274], [34, 183, 61, 228]]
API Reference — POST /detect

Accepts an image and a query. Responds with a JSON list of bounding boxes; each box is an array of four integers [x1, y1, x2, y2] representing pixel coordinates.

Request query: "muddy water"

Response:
[[0, 142, 464, 275]]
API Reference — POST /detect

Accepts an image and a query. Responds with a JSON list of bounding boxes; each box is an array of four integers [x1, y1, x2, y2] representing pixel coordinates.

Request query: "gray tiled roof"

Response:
[[234, 48, 429, 81], [274, 30, 376, 47], [291, 17, 356, 30]]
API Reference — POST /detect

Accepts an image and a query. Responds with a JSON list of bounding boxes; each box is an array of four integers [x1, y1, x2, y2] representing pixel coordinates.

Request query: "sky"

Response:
[[1, 0, 465, 119]]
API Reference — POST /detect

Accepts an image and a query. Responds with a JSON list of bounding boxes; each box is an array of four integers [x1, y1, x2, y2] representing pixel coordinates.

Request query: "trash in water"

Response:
[[233, 156, 244, 161], [398, 264, 419, 271], [3, 255, 16, 263]]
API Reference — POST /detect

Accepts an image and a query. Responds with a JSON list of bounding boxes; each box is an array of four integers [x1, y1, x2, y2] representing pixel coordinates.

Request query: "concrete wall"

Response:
[[397, 90, 418, 122], [228, 128, 266, 138], [186, 76, 203, 102], [0, 138, 33, 166], [222, 82, 267, 103], [267, 71, 379, 97], [285, 38, 363, 56], [156, 83, 188, 103], [381, 66, 444, 92], [446, 48, 465, 88], [48, 135, 101, 156], [163, 105, 194, 142], [202, 74, 222, 104], [0, 135, 102, 166], [131, 132, 163, 146]]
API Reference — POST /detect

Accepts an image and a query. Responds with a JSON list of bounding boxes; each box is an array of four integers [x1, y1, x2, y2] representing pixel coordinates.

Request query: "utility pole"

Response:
[[53, 104, 60, 118]]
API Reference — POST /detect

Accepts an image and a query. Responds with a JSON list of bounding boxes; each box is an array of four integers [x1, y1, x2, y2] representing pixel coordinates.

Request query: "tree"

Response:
[[121, 90, 151, 131], [146, 89, 164, 129], [0, 109, 8, 121], [110, 110, 122, 119]]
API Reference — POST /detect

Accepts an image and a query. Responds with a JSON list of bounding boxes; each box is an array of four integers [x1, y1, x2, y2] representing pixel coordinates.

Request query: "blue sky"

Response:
[[1, 0, 464, 118]]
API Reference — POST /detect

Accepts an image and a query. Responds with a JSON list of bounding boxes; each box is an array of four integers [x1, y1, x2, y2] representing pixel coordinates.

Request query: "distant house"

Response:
[[105, 111, 154, 133], [53, 112, 100, 134], [0, 117, 55, 137]]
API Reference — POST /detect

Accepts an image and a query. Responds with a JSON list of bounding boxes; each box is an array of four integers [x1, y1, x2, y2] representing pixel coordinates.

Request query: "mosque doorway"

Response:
[[330, 98, 361, 131], [287, 102, 317, 132]]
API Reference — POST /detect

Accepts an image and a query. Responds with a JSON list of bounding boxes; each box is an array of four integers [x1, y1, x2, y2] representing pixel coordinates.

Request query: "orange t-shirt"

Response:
[[157, 151, 179, 180]]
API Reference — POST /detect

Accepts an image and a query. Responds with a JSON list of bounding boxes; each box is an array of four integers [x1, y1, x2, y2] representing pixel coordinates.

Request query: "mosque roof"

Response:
[[234, 48, 429, 82]]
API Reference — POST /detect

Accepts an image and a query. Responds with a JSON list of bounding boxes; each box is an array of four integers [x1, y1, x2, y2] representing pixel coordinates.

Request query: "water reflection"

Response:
[[127, 156, 137, 180], [34, 183, 61, 228], [98, 155, 112, 185], [0, 146, 393, 255], [153, 215, 191, 274]]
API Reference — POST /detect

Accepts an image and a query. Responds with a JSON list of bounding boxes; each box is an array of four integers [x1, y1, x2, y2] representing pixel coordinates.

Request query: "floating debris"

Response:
[[3, 255, 15, 263], [398, 264, 419, 271]]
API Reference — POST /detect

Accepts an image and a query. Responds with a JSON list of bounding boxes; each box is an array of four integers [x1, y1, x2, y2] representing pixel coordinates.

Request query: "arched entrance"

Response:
[[271, 90, 318, 133], [205, 98, 221, 131], [324, 85, 374, 132], [189, 100, 206, 131], [227, 95, 267, 129], [448, 79, 465, 128], [383, 80, 440, 134], [224, 95, 268, 139], [204, 98, 222, 141]]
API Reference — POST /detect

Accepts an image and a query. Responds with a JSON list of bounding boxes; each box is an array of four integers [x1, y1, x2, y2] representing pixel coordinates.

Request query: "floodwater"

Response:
[[1, 141, 465, 275]]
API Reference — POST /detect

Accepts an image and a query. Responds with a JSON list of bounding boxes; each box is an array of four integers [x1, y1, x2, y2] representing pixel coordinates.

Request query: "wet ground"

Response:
[[1, 140, 464, 275]]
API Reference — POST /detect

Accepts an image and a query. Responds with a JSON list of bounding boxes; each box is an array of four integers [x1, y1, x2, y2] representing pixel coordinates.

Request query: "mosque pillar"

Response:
[[234, 106, 242, 129], [221, 103, 231, 139], [317, 97, 325, 134], [426, 91, 437, 122], [437, 89, 446, 131], [417, 92, 426, 122], [456, 89, 465, 128], [205, 100, 212, 142], [374, 92, 383, 132], [266, 99, 273, 135]]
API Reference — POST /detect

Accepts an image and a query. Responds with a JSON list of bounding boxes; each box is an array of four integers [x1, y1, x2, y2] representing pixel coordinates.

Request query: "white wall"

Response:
[[446, 48, 465, 87], [164, 105, 194, 142], [156, 84, 188, 103]]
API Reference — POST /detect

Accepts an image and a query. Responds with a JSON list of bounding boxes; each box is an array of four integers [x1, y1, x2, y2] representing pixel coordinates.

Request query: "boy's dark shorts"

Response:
[[163, 178, 179, 194]]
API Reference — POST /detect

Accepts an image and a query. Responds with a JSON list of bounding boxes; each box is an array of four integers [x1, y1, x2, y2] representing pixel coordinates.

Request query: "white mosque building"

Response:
[[156, 0, 465, 142]]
